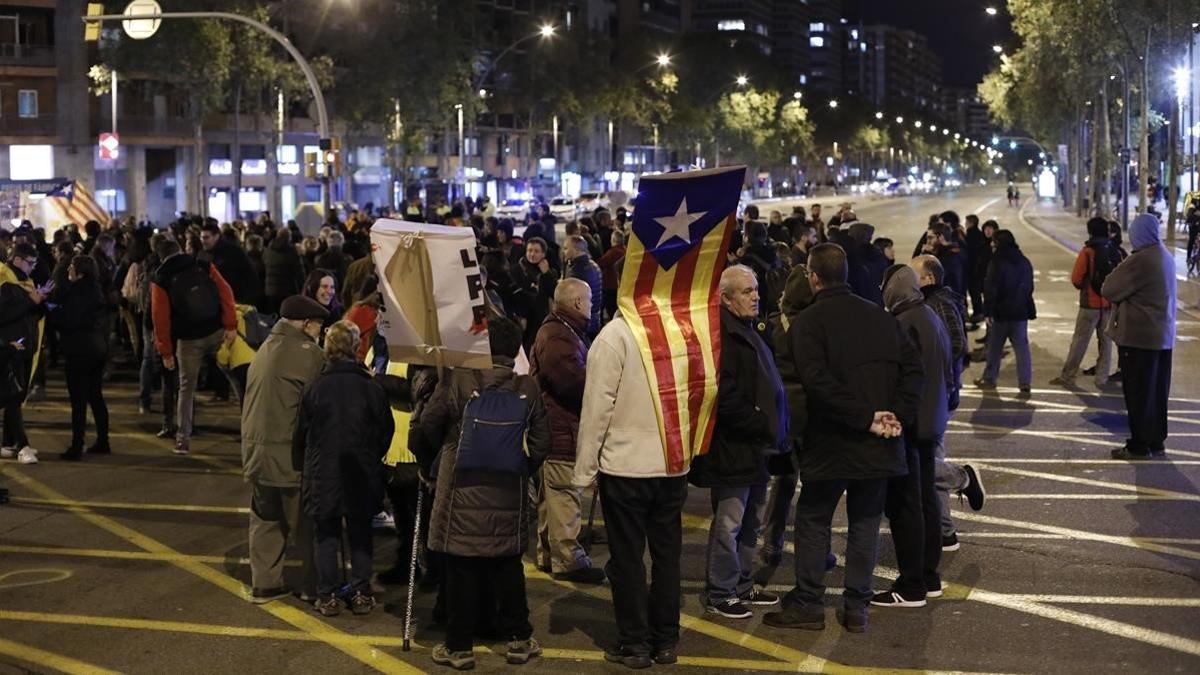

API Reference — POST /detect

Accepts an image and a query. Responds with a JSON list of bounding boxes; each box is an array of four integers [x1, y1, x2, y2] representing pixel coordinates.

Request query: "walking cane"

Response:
[[402, 485, 424, 652]]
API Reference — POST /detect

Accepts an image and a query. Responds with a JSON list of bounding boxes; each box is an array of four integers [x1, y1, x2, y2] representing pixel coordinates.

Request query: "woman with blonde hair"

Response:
[[294, 320, 394, 616]]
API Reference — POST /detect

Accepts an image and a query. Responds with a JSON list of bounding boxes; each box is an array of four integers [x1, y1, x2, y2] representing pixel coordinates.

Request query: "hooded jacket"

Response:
[[884, 267, 952, 441], [773, 265, 815, 446], [1101, 214, 1176, 350], [983, 244, 1036, 322]]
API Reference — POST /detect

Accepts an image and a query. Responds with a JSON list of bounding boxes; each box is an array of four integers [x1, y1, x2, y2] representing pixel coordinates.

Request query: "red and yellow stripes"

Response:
[[49, 181, 109, 226], [618, 213, 735, 473]]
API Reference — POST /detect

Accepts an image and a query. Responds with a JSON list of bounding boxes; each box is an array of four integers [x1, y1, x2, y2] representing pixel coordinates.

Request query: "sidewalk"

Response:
[[1019, 197, 1200, 312]]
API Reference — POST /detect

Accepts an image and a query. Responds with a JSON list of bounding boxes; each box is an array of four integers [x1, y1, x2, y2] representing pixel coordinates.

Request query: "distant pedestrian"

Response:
[[976, 230, 1035, 394], [296, 320, 394, 616], [1102, 214, 1176, 460], [562, 235, 602, 337], [48, 256, 110, 461], [262, 233, 306, 315], [1051, 217, 1119, 388]]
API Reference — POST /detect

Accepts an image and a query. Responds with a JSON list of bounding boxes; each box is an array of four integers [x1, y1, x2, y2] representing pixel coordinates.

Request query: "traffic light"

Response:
[[322, 138, 343, 178], [85, 3, 105, 42], [304, 148, 321, 179]]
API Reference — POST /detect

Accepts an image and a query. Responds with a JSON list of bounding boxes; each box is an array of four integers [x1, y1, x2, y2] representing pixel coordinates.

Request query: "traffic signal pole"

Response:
[[83, 10, 334, 218]]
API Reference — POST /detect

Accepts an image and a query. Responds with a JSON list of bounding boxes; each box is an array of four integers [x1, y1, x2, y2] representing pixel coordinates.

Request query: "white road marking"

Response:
[[949, 457, 1200, 465], [996, 595, 1200, 607], [951, 510, 1200, 561], [947, 419, 1200, 459], [973, 463, 1200, 499]]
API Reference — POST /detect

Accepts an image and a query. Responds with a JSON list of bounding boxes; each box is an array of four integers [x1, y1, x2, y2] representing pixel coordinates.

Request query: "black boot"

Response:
[[86, 441, 112, 455], [61, 446, 84, 462]]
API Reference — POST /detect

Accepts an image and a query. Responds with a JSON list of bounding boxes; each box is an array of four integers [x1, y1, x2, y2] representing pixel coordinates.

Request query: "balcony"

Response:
[[0, 42, 54, 68], [0, 113, 56, 136], [110, 115, 194, 138]]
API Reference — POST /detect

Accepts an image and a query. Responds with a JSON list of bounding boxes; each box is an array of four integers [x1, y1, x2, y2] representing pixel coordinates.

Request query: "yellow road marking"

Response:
[[6, 470, 421, 674], [974, 463, 1200, 499], [951, 510, 1200, 561], [0, 544, 283, 567], [11, 496, 249, 514], [0, 635, 123, 675]]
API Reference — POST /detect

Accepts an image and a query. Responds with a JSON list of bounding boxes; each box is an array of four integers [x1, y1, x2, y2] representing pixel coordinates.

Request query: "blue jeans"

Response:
[[705, 484, 768, 602], [789, 478, 887, 613], [983, 319, 1032, 385]]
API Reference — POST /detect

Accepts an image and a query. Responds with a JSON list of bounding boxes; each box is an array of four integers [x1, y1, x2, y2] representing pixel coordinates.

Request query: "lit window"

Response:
[[850, 29, 859, 39], [241, 159, 267, 175], [799, 75, 808, 85], [209, 159, 233, 176], [810, 36, 825, 48], [9, 145, 54, 180], [717, 19, 745, 31], [809, 22, 825, 32], [277, 145, 298, 163], [861, 42, 867, 52], [18, 90, 38, 118]]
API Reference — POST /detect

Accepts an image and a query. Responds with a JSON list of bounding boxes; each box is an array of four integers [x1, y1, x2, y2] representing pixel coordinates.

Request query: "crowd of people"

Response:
[[0, 190, 1178, 668]]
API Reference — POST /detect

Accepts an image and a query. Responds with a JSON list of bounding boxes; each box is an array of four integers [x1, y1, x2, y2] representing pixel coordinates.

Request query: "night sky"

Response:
[[851, 0, 1013, 87]]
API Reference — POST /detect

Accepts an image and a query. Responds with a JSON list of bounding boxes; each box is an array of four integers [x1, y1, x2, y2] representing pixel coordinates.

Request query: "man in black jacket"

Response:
[[764, 243, 922, 634], [690, 265, 785, 619], [200, 221, 259, 306], [562, 235, 602, 338]]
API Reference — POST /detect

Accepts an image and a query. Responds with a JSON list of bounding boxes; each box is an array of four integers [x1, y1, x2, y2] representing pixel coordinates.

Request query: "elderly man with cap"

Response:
[[241, 294, 330, 603]]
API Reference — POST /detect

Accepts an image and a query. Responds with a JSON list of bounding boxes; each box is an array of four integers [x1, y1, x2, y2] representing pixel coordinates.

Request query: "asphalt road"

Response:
[[2, 186, 1198, 674]]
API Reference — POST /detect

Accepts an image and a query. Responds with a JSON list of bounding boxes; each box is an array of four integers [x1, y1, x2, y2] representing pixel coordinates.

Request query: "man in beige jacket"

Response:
[[574, 315, 690, 669]]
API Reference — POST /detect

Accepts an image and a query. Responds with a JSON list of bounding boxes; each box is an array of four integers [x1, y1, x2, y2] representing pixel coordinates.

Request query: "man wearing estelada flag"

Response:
[[573, 165, 745, 666]]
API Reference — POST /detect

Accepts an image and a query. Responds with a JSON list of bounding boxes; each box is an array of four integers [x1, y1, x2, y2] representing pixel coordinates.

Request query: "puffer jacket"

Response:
[[295, 359, 394, 520], [411, 358, 550, 558], [529, 311, 589, 461], [262, 239, 306, 301]]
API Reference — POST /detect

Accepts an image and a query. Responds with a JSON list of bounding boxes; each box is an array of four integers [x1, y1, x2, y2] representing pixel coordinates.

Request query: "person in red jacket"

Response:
[[150, 237, 236, 455], [1050, 218, 1116, 388], [595, 230, 626, 322]]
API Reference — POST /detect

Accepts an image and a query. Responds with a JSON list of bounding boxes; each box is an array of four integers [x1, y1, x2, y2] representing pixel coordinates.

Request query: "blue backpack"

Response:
[[455, 374, 531, 475]]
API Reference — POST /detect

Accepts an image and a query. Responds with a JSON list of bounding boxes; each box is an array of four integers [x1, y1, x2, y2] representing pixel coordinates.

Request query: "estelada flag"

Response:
[[46, 180, 109, 226], [619, 165, 746, 473]]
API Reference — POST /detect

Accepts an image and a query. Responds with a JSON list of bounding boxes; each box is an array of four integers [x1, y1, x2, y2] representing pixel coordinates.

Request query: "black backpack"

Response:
[[169, 262, 221, 324], [239, 306, 278, 349], [1088, 241, 1120, 295]]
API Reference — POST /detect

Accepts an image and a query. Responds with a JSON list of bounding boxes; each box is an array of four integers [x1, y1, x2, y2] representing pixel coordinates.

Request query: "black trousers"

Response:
[[64, 356, 109, 449], [1119, 347, 1173, 453], [602, 289, 618, 322], [313, 514, 374, 596], [598, 473, 688, 655], [2, 353, 30, 449], [884, 439, 941, 597], [791, 477, 886, 613], [443, 553, 531, 652]]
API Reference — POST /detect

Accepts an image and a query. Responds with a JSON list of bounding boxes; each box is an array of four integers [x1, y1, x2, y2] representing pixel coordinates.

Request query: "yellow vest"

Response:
[[0, 264, 44, 387], [216, 305, 257, 370], [377, 357, 415, 466]]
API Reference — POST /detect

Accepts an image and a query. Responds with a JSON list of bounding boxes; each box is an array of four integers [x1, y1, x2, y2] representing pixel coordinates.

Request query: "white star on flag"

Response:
[[654, 197, 708, 248]]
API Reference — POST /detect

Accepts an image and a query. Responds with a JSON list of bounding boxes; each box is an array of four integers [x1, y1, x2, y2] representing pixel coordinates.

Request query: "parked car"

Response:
[[548, 196, 576, 222], [495, 198, 532, 221], [576, 191, 608, 216]]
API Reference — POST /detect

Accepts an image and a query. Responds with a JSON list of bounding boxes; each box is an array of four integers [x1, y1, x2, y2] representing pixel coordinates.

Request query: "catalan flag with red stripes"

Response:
[[46, 180, 109, 226], [619, 165, 746, 473]]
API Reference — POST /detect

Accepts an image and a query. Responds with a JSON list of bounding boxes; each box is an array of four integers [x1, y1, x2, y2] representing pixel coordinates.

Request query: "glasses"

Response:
[[15, 256, 36, 266]]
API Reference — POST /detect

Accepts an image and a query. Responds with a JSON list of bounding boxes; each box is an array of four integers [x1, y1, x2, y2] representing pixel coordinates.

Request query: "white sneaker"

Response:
[[0, 446, 15, 459], [372, 511, 395, 530], [17, 446, 38, 464]]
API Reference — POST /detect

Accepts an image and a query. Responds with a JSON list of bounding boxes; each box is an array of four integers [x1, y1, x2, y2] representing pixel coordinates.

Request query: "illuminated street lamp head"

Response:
[[875, 111, 883, 119], [992, 45, 1003, 54], [656, 53, 672, 67], [954, 133, 961, 139], [986, 6, 998, 16], [930, 124, 938, 131], [829, 99, 839, 109], [539, 24, 555, 38], [735, 75, 749, 87], [794, 91, 803, 100], [914, 120, 923, 128], [991, 135, 999, 145], [478, 88, 487, 98], [895, 115, 904, 124]]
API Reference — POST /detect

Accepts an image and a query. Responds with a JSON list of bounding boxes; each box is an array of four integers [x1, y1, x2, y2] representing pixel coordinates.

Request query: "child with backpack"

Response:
[[410, 317, 551, 671]]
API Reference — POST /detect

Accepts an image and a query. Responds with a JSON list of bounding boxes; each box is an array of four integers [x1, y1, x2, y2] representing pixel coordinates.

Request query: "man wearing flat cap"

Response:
[[241, 294, 329, 603]]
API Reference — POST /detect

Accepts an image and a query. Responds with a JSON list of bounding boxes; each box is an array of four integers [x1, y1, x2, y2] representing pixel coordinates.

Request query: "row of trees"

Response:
[[978, 0, 1196, 236], [96, 0, 992, 210]]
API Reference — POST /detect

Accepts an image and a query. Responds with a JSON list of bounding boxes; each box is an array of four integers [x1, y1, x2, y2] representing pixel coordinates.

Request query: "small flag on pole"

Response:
[[618, 165, 746, 473]]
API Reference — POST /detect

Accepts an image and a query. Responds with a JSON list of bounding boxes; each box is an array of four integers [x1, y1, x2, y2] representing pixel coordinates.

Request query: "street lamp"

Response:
[[930, 124, 938, 132], [478, 88, 487, 98], [992, 45, 1003, 54], [656, 53, 672, 68], [829, 99, 838, 109], [914, 120, 923, 128], [875, 111, 883, 119], [943, 128, 950, 135], [895, 116, 904, 124], [735, 74, 749, 87], [794, 91, 803, 100], [986, 7, 998, 16], [539, 23, 555, 38], [1173, 67, 1191, 102]]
